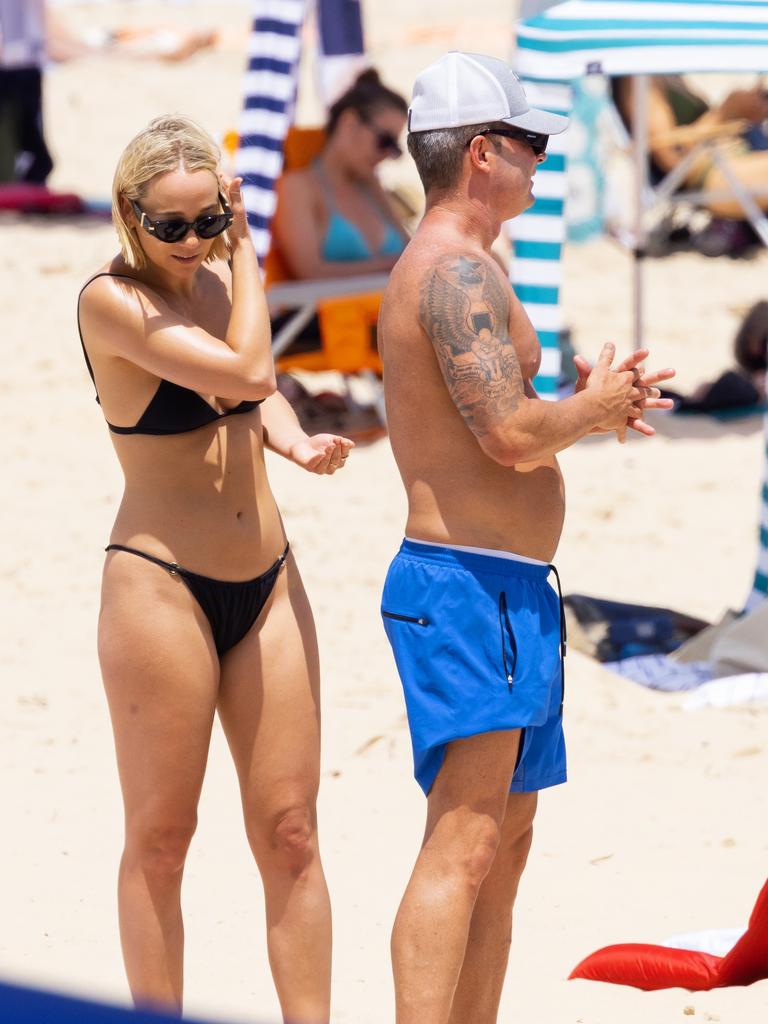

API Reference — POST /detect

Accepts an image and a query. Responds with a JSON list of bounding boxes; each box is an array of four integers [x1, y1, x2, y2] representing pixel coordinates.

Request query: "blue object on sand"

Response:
[[0, 980, 257, 1024]]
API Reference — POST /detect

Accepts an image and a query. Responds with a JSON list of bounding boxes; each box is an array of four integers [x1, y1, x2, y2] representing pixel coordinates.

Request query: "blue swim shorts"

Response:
[[381, 539, 567, 796]]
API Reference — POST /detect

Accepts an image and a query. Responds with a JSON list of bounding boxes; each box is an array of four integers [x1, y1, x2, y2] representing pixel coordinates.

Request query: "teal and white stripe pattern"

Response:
[[237, 0, 307, 261], [746, 410, 768, 610], [512, 0, 768, 395], [509, 79, 572, 398], [516, 0, 768, 82]]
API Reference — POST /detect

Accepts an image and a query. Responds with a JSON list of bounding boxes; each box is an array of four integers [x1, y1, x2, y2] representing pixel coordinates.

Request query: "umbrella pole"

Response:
[[632, 74, 649, 351]]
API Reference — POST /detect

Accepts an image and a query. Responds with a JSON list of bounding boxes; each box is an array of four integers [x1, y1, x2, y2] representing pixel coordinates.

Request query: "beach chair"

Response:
[[606, 78, 768, 254], [263, 125, 386, 380]]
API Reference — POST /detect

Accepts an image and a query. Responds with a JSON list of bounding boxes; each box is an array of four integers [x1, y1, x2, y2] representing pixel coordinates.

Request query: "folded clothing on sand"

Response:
[[563, 593, 708, 663], [603, 654, 715, 691]]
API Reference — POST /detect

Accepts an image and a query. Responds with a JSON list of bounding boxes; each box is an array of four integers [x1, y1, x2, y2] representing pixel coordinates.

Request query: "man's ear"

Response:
[[467, 135, 493, 173]]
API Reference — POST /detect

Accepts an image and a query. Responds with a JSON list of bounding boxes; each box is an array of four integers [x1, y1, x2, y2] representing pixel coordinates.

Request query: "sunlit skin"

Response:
[[80, 158, 352, 1022]]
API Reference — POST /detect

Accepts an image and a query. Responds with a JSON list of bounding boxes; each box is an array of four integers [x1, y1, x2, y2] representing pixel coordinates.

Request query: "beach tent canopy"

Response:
[[511, 0, 768, 397], [511, 0, 768, 605], [516, 0, 768, 81]]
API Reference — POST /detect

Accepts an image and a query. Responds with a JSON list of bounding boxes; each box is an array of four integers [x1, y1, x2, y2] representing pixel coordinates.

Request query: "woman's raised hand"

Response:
[[221, 175, 251, 246]]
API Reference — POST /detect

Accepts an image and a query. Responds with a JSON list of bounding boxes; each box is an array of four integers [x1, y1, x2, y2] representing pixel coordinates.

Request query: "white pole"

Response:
[[632, 74, 649, 351]]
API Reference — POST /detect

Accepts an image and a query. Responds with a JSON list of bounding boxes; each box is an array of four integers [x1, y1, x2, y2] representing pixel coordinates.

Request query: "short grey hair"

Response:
[[407, 123, 502, 194]]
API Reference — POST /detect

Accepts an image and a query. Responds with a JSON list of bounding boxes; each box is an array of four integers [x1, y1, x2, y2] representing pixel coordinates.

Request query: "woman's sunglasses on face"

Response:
[[130, 192, 234, 243], [478, 127, 549, 158], [359, 114, 403, 158]]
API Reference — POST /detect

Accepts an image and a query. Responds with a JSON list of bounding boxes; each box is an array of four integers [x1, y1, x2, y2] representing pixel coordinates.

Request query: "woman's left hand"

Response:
[[289, 434, 355, 474]]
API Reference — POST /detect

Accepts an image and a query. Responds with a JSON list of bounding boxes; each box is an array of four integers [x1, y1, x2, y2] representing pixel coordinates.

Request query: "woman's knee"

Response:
[[124, 815, 198, 878], [248, 802, 318, 877]]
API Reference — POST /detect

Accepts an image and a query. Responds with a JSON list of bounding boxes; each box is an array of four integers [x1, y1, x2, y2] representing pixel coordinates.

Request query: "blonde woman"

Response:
[[78, 116, 350, 1021]]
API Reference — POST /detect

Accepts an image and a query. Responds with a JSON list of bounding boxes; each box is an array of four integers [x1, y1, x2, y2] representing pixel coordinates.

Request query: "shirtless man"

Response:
[[378, 52, 674, 1024]]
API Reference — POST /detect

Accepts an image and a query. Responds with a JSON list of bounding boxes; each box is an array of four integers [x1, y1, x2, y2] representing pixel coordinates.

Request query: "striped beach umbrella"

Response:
[[237, 0, 365, 262]]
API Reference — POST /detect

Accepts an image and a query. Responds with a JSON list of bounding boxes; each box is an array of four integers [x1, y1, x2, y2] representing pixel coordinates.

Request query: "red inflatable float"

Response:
[[569, 877, 768, 991]]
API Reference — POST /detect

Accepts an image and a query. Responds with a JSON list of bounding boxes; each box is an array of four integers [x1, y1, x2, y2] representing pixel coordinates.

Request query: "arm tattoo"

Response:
[[418, 253, 525, 436]]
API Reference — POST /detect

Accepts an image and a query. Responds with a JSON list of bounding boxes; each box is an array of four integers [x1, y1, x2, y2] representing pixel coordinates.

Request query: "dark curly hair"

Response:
[[326, 69, 407, 136], [734, 300, 768, 373]]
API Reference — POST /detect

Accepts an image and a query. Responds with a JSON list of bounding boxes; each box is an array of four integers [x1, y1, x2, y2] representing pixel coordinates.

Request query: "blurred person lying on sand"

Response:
[[77, 115, 352, 1022], [0, 0, 215, 185], [378, 52, 675, 1024]]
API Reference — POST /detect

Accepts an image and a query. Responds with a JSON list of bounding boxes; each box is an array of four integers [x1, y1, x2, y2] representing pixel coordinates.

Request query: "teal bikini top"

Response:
[[322, 212, 404, 261], [314, 160, 405, 263]]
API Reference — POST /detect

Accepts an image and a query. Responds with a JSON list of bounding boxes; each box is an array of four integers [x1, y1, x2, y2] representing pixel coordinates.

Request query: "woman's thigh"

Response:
[[216, 553, 322, 826], [98, 554, 220, 821], [704, 151, 768, 217]]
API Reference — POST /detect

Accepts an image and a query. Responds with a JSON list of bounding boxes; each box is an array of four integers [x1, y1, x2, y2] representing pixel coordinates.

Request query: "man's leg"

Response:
[[391, 729, 522, 1024], [448, 791, 538, 1024]]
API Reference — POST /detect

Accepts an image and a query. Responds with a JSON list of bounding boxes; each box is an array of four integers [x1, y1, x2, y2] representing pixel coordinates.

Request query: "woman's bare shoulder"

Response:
[[78, 261, 156, 352], [277, 166, 320, 204], [80, 260, 151, 308]]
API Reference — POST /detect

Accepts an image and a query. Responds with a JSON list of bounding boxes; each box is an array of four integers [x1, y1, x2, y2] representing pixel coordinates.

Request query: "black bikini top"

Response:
[[77, 272, 263, 436]]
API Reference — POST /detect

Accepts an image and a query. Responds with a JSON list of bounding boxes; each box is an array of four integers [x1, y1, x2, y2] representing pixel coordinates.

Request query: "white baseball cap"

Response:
[[408, 51, 569, 136]]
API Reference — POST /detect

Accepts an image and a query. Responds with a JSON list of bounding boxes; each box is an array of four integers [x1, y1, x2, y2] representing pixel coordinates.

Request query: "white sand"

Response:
[[2, 3, 768, 1022]]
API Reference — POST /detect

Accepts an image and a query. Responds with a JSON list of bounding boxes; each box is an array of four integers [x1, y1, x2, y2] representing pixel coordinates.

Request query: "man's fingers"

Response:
[[616, 348, 649, 373], [596, 342, 616, 368], [573, 354, 591, 376], [639, 367, 676, 387], [629, 417, 656, 437]]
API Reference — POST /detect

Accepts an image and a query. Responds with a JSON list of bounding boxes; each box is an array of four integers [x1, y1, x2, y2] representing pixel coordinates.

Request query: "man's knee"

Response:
[[428, 811, 503, 891], [461, 817, 503, 889]]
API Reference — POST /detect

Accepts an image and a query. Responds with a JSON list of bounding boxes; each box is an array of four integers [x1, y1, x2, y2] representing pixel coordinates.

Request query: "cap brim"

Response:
[[503, 107, 569, 135]]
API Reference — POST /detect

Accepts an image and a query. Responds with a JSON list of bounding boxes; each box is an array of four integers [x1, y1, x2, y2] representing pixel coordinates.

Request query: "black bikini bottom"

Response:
[[105, 543, 290, 655]]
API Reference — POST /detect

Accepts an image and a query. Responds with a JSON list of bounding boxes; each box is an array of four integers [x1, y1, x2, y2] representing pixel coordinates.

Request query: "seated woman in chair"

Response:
[[271, 69, 409, 281], [614, 74, 768, 220], [269, 70, 408, 434]]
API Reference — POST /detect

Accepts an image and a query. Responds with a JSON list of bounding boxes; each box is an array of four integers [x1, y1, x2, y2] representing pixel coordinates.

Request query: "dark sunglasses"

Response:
[[130, 192, 233, 243], [359, 114, 403, 158], [478, 127, 549, 158]]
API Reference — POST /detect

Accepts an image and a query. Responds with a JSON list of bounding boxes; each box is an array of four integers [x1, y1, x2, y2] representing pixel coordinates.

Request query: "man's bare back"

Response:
[[379, 223, 565, 561]]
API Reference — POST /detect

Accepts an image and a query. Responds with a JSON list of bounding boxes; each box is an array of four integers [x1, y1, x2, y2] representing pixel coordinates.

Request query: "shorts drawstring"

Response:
[[548, 564, 567, 715]]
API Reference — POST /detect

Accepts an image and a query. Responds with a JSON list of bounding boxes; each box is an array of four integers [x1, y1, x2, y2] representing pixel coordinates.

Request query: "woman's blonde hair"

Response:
[[112, 115, 229, 270]]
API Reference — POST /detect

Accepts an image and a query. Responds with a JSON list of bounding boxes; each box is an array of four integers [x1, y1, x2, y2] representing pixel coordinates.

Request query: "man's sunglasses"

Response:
[[130, 193, 234, 244], [477, 127, 549, 158], [359, 114, 403, 158]]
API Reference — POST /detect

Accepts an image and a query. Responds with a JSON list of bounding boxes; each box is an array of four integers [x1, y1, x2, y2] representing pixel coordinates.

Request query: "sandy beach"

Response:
[[2, 2, 768, 1022]]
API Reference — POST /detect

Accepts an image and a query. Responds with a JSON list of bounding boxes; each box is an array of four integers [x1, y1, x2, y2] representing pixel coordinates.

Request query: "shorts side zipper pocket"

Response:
[[382, 611, 430, 626], [499, 591, 518, 692]]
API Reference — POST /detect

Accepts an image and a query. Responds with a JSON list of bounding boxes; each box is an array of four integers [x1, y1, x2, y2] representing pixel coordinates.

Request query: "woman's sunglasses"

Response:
[[359, 114, 403, 158], [130, 193, 234, 244], [479, 127, 549, 158]]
